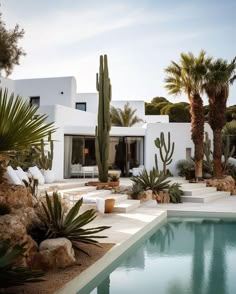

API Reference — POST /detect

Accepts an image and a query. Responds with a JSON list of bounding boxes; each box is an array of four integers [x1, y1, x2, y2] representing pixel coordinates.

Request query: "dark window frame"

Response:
[[75, 102, 87, 111], [30, 96, 40, 107]]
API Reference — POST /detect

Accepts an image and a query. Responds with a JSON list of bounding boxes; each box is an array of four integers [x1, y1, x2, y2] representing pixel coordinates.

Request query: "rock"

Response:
[[138, 190, 153, 202], [12, 207, 40, 228], [0, 184, 33, 209], [206, 176, 235, 194], [156, 191, 170, 204], [33, 238, 76, 270], [0, 214, 38, 267]]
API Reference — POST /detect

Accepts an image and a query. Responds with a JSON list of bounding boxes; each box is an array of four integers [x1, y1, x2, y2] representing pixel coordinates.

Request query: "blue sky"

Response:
[[1, 0, 236, 105]]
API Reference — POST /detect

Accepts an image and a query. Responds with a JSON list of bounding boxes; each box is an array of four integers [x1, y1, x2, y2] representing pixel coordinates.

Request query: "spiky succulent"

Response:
[[0, 241, 44, 289], [131, 168, 170, 194], [34, 192, 110, 255]]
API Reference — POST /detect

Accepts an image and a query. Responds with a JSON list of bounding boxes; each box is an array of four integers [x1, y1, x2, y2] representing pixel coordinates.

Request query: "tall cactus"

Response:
[[95, 55, 111, 182], [203, 132, 213, 174], [223, 135, 235, 173], [154, 132, 174, 175], [37, 132, 54, 170]]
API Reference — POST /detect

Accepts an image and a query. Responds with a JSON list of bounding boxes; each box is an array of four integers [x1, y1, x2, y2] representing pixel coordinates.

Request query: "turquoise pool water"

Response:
[[81, 218, 236, 294]]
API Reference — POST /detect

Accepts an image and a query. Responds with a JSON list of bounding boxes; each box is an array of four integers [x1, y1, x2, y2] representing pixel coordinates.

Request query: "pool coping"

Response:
[[54, 210, 167, 294]]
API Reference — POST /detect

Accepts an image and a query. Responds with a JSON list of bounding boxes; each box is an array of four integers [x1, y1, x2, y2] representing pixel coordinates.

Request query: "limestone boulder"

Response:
[[138, 190, 153, 202], [206, 176, 235, 194], [12, 207, 40, 228], [0, 214, 38, 267], [156, 191, 170, 204], [33, 238, 76, 270], [0, 184, 33, 209]]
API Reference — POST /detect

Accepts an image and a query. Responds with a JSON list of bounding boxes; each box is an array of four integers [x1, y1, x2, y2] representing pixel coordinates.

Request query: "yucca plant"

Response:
[[0, 89, 55, 183], [131, 168, 170, 194], [34, 192, 110, 254], [0, 241, 44, 289], [168, 183, 183, 203]]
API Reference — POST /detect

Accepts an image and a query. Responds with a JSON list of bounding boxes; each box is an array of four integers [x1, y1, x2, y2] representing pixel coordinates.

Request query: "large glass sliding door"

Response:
[[64, 135, 144, 178], [108, 136, 144, 176]]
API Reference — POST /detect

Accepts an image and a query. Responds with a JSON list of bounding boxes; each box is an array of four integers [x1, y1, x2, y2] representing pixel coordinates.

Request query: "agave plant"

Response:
[[0, 241, 44, 289], [34, 192, 110, 254], [168, 183, 183, 203], [0, 89, 55, 183], [131, 168, 170, 194], [130, 183, 144, 199]]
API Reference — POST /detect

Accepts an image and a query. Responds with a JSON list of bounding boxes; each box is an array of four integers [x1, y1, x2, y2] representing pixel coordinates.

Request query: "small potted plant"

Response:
[[108, 173, 120, 187]]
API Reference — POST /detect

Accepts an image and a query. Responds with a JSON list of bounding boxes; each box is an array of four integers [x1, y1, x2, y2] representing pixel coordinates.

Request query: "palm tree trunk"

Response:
[[190, 94, 204, 180], [208, 91, 227, 178], [213, 129, 223, 178]]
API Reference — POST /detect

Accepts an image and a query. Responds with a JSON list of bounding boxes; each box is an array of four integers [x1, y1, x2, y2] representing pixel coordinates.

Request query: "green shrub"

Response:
[[30, 192, 110, 255], [168, 183, 183, 203], [176, 159, 195, 177], [0, 202, 11, 215], [131, 168, 170, 194], [0, 241, 44, 289], [227, 164, 236, 181]]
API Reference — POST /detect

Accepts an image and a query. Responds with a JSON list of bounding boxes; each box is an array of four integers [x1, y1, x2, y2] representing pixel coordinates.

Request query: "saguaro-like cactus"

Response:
[[203, 132, 213, 174], [38, 132, 54, 170], [154, 132, 175, 175], [223, 136, 235, 173], [95, 55, 111, 182]]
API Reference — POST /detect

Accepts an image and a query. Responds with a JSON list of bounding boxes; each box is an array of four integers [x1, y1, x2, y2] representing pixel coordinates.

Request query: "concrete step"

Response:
[[180, 183, 207, 189], [83, 193, 128, 203], [60, 186, 97, 196], [183, 187, 217, 196], [81, 190, 112, 199], [113, 200, 140, 213], [181, 191, 230, 203]]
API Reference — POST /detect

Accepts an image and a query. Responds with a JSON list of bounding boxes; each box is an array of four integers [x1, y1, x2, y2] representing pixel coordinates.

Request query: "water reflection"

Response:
[[90, 219, 236, 294]]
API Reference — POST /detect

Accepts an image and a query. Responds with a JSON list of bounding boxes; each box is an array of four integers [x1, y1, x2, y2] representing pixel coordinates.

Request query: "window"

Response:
[[75, 102, 86, 111], [30, 96, 40, 107]]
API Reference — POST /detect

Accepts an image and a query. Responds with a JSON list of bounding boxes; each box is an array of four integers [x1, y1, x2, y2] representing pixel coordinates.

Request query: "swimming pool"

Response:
[[80, 218, 236, 294]]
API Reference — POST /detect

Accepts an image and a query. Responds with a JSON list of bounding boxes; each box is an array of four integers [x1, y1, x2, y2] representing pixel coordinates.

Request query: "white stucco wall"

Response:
[[75, 93, 98, 113], [14, 76, 77, 107], [145, 123, 213, 175], [0, 76, 15, 93], [38, 105, 97, 180]]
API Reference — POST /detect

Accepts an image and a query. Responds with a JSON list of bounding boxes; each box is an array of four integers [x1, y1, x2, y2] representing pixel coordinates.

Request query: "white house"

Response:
[[0, 75, 212, 180]]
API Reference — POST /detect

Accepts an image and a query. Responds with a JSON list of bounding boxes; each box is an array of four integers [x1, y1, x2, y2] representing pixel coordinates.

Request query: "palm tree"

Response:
[[110, 102, 143, 127], [204, 58, 236, 177], [0, 89, 55, 183], [165, 51, 211, 179]]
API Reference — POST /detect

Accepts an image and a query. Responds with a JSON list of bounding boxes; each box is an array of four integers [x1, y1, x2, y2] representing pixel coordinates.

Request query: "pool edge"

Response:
[[54, 211, 167, 294]]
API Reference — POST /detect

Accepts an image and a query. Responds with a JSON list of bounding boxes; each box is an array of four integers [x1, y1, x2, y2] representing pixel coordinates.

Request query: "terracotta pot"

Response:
[[105, 199, 115, 213]]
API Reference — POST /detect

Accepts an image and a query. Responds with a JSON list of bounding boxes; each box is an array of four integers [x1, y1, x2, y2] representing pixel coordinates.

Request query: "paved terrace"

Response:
[[54, 177, 236, 293]]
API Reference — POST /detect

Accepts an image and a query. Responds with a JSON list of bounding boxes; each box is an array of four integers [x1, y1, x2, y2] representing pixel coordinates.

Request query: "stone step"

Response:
[[83, 193, 128, 203], [180, 183, 207, 189], [183, 187, 217, 196], [113, 200, 140, 213], [181, 191, 230, 203], [60, 186, 97, 196], [80, 190, 112, 199]]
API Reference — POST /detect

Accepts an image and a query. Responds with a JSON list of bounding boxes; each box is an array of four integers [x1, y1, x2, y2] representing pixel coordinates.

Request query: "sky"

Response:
[[1, 0, 236, 105]]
